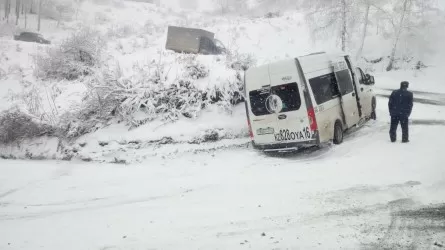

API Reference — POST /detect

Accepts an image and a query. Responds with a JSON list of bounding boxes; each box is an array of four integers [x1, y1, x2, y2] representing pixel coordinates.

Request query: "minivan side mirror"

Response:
[[370, 76, 375, 85], [363, 74, 375, 85], [365, 74, 375, 85]]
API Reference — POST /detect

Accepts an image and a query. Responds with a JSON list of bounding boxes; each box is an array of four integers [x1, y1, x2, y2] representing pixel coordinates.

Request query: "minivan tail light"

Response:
[[247, 119, 254, 138], [307, 107, 318, 131]]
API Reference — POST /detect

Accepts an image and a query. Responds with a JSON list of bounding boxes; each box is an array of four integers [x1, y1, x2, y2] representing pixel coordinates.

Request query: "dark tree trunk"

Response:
[[341, 0, 347, 52], [16, 0, 21, 25], [37, 0, 42, 31]]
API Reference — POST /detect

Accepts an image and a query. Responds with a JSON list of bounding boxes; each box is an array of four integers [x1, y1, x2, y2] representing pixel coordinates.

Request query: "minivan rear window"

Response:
[[249, 89, 270, 116], [249, 83, 301, 116]]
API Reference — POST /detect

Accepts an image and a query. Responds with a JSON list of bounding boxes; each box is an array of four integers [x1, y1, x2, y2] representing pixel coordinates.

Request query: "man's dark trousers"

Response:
[[390, 116, 409, 142]]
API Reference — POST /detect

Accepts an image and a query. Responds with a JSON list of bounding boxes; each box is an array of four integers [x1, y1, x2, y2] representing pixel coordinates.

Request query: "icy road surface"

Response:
[[1, 120, 445, 250]]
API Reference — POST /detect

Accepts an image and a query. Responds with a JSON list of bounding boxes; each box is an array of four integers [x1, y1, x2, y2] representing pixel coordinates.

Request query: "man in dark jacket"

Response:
[[388, 81, 413, 143]]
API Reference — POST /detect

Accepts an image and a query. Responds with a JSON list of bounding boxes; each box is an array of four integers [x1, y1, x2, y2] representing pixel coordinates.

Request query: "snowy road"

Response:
[[1, 118, 445, 249]]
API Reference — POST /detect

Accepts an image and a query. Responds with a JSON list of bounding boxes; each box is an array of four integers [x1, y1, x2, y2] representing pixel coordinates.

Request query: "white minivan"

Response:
[[244, 52, 376, 151]]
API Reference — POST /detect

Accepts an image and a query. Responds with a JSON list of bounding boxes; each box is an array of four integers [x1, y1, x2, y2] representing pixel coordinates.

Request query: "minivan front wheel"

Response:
[[333, 121, 343, 145], [371, 110, 377, 120]]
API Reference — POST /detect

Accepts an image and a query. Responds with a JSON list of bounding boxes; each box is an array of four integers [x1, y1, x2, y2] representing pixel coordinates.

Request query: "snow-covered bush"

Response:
[[80, 53, 245, 128], [143, 22, 163, 36], [34, 27, 105, 80], [0, 23, 17, 37], [58, 111, 108, 139], [184, 61, 209, 80], [0, 68, 6, 80], [227, 52, 256, 71], [107, 23, 135, 39], [95, 12, 111, 24], [8, 81, 61, 126], [189, 129, 222, 144], [384, 56, 416, 71], [86, 61, 209, 127], [264, 11, 281, 18], [210, 72, 244, 113], [0, 109, 55, 144]]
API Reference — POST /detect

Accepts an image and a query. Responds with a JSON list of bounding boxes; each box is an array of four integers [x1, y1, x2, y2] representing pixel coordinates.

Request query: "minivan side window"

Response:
[[248, 82, 301, 116], [309, 73, 339, 105], [335, 69, 355, 95]]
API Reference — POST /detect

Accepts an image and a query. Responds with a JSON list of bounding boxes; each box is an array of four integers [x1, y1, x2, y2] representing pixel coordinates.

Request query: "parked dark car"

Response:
[[13, 32, 51, 44]]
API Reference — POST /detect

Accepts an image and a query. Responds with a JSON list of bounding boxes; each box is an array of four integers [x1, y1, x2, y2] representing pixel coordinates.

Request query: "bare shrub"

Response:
[[264, 11, 281, 18], [107, 24, 135, 39], [87, 61, 209, 128], [95, 12, 110, 24], [184, 61, 209, 80], [34, 27, 105, 80], [0, 68, 6, 80], [50, 53, 246, 134], [0, 109, 55, 144], [58, 111, 107, 139], [56, 76, 121, 139], [210, 72, 244, 113], [0, 23, 17, 37], [227, 52, 256, 71], [8, 81, 61, 126], [143, 22, 163, 36]]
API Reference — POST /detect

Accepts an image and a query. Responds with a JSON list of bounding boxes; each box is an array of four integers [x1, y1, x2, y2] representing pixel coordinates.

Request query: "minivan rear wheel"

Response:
[[371, 98, 377, 120], [333, 121, 343, 145]]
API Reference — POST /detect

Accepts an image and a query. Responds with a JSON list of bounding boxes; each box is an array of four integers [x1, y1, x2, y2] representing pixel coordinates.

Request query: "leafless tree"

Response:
[[304, 0, 361, 52], [356, 0, 371, 59], [37, 0, 42, 31], [24, 1, 28, 28], [384, 0, 438, 70], [5, 0, 12, 22], [215, 0, 229, 14], [30, 0, 35, 14], [55, 1, 73, 27], [16, 0, 21, 25], [23, 0, 30, 28], [386, 0, 411, 71]]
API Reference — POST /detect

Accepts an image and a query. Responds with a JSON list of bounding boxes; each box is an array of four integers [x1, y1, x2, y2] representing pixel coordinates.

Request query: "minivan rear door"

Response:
[[270, 82, 313, 143], [332, 59, 360, 129], [246, 68, 279, 145], [268, 63, 313, 144], [248, 86, 280, 144]]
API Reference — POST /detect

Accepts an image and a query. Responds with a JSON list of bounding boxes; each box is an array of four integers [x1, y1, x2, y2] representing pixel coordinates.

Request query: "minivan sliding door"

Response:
[[332, 60, 361, 129]]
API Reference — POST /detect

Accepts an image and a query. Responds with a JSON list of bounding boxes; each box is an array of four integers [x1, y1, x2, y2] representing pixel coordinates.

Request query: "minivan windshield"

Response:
[[249, 82, 301, 116]]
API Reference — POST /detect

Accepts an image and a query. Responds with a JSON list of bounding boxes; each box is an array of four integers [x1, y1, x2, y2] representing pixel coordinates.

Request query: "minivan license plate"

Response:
[[257, 127, 274, 135]]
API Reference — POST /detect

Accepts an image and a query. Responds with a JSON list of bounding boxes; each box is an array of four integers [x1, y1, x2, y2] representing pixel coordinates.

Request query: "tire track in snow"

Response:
[[319, 181, 445, 249], [0, 188, 20, 199], [361, 202, 445, 249], [0, 186, 212, 221], [0, 194, 174, 221]]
